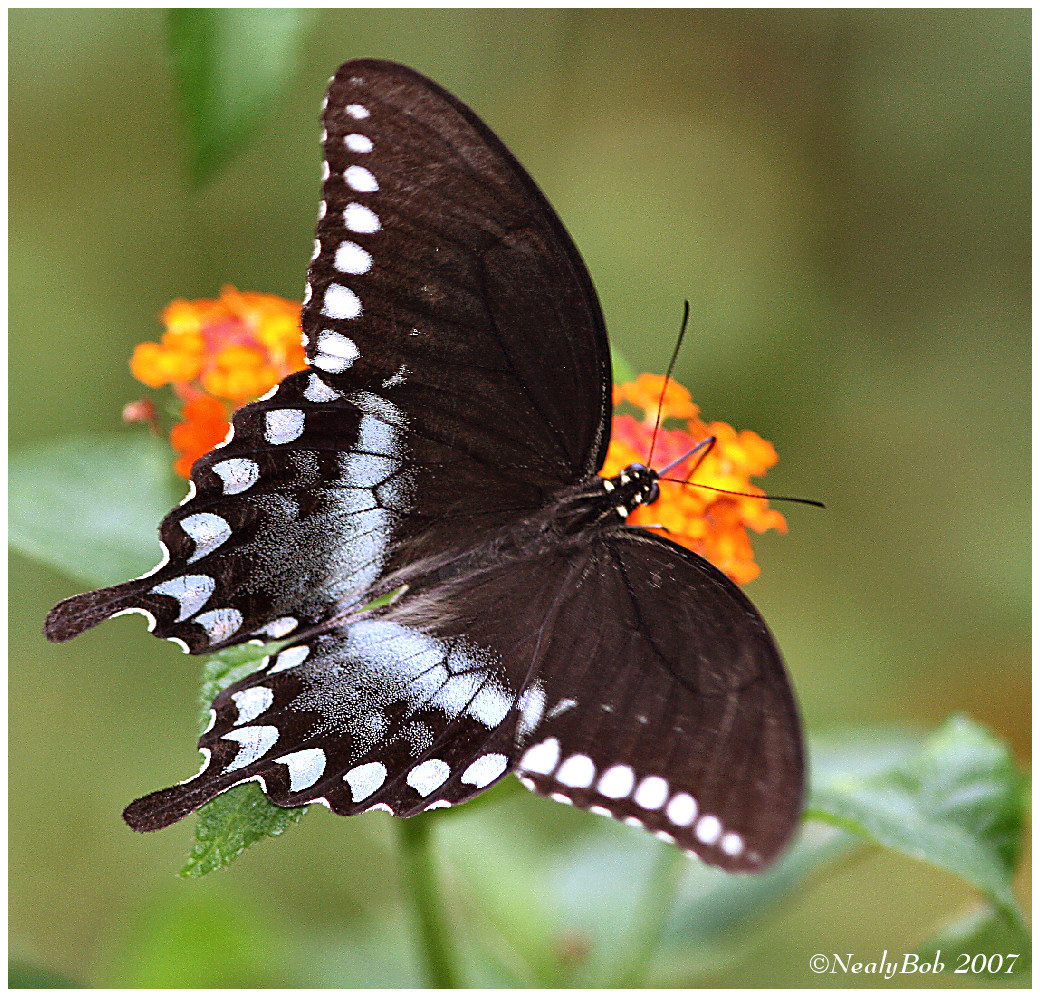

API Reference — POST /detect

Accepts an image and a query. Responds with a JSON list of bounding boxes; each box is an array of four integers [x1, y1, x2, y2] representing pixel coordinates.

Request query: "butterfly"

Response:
[[45, 59, 803, 871]]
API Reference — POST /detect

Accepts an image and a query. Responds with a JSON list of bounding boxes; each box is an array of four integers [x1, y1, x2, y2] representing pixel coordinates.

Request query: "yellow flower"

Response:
[[603, 379, 786, 585]]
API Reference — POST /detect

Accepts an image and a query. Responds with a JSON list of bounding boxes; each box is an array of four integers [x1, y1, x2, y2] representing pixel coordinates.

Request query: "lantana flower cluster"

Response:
[[128, 292, 784, 584], [602, 374, 786, 584], [129, 287, 306, 476]]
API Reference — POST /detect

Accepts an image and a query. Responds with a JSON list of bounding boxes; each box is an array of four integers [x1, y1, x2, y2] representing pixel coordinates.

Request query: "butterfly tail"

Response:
[[44, 580, 157, 644]]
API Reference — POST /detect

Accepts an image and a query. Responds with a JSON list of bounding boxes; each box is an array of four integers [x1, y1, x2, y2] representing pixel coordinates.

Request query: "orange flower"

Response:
[[603, 380, 786, 585], [613, 373, 699, 425], [170, 396, 231, 478], [130, 287, 307, 477]]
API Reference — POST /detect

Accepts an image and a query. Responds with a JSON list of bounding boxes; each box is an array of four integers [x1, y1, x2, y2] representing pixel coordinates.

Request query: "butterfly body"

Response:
[[46, 59, 804, 871]]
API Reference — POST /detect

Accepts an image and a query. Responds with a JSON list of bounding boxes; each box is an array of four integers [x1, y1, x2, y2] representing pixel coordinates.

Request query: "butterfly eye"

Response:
[[645, 481, 660, 505]]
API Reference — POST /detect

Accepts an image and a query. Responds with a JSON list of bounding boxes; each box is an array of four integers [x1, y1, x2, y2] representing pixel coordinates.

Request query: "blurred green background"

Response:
[[10, 8, 1029, 988]]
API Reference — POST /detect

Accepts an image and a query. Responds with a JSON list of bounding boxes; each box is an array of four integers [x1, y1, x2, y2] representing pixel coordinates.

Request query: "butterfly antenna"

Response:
[[659, 436, 823, 507], [647, 300, 691, 467], [658, 475, 826, 509]]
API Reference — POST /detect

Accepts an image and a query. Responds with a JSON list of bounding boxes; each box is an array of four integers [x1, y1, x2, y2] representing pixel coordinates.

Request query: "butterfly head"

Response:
[[602, 463, 660, 519]]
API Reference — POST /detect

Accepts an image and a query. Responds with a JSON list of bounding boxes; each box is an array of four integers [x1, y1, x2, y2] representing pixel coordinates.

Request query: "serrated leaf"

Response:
[[167, 9, 317, 183], [181, 782, 307, 879], [807, 714, 1029, 929], [196, 642, 282, 731], [9, 432, 180, 587], [180, 643, 305, 877]]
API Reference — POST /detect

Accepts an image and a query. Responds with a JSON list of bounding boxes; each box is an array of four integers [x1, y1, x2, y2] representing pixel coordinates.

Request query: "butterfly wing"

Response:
[[513, 529, 804, 871], [45, 59, 611, 651], [124, 527, 802, 871]]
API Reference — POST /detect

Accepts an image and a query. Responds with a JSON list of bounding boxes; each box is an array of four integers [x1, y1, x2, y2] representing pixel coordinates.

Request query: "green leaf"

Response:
[[167, 9, 317, 183], [180, 643, 305, 877], [180, 782, 307, 878], [917, 905, 1031, 977], [807, 714, 1029, 929], [9, 432, 180, 587], [195, 642, 281, 732]]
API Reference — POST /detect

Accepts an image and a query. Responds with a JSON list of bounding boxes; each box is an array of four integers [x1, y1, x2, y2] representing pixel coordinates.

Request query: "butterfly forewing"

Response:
[[304, 60, 612, 485]]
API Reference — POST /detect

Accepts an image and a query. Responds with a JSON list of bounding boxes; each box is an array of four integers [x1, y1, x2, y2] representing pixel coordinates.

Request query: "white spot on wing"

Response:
[[466, 683, 512, 728], [547, 697, 577, 720], [180, 512, 232, 563], [597, 764, 635, 799], [634, 776, 669, 810], [556, 754, 596, 789], [343, 202, 380, 233], [721, 831, 744, 856], [261, 616, 297, 638], [151, 574, 215, 622], [519, 737, 559, 775], [278, 747, 326, 792], [231, 686, 274, 725], [345, 103, 370, 119], [344, 133, 372, 152], [265, 409, 305, 445], [666, 793, 697, 827], [223, 725, 279, 771], [407, 758, 450, 796], [334, 240, 372, 275], [304, 373, 340, 402], [460, 753, 509, 788], [344, 761, 386, 801], [322, 283, 362, 320], [212, 458, 259, 495], [344, 165, 378, 192], [517, 684, 545, 738], [696, 814, 722, 844], [196, 607, 243, 644], [269, 644, 310, 673], [313, 329, 360, 373]]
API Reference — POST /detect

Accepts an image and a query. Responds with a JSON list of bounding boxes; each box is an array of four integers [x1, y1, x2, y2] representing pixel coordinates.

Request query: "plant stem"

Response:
[[397, 814, 461, 988]]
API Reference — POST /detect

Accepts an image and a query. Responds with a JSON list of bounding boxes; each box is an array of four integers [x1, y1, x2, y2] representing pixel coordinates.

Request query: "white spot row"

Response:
[[345, 165, 378, 192], [517, 737, 744, 857], [304, 372, 340, 402], [344, 133, 372, 153]]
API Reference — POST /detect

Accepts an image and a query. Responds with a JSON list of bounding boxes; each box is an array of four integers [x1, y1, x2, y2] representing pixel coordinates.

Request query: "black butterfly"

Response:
[[45, 59, 803, 871]]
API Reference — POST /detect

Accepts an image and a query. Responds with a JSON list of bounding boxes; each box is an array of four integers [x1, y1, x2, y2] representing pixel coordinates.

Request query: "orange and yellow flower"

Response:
[[130, 287, 306, 476], [602, 374, 785, 585]]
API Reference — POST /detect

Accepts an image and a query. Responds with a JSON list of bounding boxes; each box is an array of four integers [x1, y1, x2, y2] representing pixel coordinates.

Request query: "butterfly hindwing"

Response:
[[512, 529, 803, 871], [124, 525, 801, 872]]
